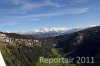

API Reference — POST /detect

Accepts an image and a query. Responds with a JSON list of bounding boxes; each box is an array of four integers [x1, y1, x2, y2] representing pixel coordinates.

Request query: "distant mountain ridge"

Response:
[[18, 26, 96, 38]]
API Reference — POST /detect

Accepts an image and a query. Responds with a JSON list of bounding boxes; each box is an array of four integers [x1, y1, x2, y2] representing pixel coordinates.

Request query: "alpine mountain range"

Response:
[[18, 25, 97, 37]]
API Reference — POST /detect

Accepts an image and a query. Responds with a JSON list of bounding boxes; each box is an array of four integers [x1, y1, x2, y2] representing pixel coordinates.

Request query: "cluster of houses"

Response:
[[0, 33, 47, 46]]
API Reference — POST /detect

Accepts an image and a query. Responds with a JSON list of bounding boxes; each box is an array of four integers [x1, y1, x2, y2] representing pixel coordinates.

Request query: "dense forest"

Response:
[[55, 26, 100, 66]]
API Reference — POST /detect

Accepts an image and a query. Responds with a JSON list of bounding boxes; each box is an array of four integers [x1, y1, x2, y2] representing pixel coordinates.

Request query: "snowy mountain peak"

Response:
[[35, 27, 68, 33], [18, 25, 99, 37], [18, 27, 69, 35]]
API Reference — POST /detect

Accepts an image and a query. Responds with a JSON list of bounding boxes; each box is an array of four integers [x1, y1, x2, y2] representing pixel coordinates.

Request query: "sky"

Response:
[[0, 0, 100, 32]]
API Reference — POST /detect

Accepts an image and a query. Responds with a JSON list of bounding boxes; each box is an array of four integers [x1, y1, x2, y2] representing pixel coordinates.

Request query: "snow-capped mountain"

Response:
[[18, 27, 82, 37], [19, 27, 68, 34], [18, 25, 98, 38]]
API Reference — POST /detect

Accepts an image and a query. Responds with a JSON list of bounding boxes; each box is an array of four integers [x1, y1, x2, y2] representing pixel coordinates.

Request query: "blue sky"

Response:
[[0, 0, 100, 32]]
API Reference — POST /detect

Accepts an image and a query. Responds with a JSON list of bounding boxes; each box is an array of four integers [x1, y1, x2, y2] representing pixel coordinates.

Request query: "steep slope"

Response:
[[55, 26, 100, 65], [0, 33, 54, 66], [0, 26, 100, 66], [0, 41, 54, 66]]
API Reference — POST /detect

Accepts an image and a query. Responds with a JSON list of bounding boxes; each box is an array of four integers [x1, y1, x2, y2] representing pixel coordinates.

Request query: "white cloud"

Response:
[[0, 0, 62, 14], [0, 8, 89, 26], [88, 24, 98, 27], [0, 22, 17, 28], [10, 0, 23, 5], [20, 8, 89, 18], [0, 0, 89, 15], [32, 19, 40, 21], [69, 0, 87, 3], [18, 0, 61, 12], [75, 0, 87, 3]]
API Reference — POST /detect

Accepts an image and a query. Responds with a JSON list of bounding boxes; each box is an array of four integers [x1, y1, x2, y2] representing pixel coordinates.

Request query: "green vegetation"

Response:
[[36, 62, 76, 66], [0, 26, 100, 66], [0, 41, 18, 66], [36, 47, 76, 66], [0, 41, 55, 66], [51, 47, 61, 57]]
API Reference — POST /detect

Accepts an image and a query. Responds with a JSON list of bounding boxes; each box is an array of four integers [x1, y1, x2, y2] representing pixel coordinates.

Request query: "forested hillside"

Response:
[[0, 26, 100, 66], [56, 26, 100, 66], [0, 32, 54, 66]]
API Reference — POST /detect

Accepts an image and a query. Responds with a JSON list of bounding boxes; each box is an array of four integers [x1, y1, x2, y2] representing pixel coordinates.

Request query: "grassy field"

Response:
[[0, 41, 12, 66], [36, 47, 76, 66]]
